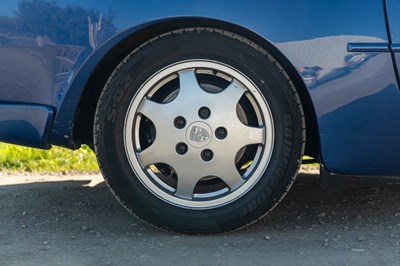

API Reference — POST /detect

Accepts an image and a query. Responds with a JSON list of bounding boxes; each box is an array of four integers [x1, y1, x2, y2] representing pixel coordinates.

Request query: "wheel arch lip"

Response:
[[49, 16, 319, 158]]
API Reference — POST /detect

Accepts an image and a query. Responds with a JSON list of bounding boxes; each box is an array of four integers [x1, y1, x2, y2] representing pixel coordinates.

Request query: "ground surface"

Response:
[[0, 170, 399, 266]]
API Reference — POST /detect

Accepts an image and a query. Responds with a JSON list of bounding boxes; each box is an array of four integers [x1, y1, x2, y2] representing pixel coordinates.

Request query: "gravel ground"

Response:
[[0, 169, 399, 265]]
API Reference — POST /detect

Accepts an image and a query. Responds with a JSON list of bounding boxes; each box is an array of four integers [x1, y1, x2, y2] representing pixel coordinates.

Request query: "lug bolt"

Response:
[[176, 143, 188, 155], [198, 106, 211, 119], [174, 116, 186, 129], [215, 127, 228, 139], [201, 149, 213, 162]]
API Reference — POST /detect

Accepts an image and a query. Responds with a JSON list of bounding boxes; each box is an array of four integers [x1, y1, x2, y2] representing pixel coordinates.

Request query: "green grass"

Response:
[[0, 143, 99, 172], [0, 142, 319, 173]]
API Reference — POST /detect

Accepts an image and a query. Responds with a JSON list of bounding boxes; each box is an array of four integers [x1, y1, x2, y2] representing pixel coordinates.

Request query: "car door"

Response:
[[386, 0, 400, 76]]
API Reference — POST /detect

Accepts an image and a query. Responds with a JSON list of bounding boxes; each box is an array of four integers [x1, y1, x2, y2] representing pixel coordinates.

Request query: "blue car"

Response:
[[1, 0, 400, 233]]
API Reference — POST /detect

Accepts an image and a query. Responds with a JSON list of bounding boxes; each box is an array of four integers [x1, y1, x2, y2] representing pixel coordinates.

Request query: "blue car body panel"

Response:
[[0, 104, 53, 148], [1, 0, 400, 175]]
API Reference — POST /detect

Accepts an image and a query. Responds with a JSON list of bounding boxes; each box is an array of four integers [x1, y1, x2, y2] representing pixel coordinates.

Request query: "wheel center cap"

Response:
[[186, 122, 212, 148]]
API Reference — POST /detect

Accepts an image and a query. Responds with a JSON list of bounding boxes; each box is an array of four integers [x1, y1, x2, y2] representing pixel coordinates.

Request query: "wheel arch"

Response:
[[50, 17, 319, 157]]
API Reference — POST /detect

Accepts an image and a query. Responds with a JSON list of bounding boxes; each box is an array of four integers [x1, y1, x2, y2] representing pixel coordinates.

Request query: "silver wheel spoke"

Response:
[[175, 166, 201, 199], [137, 140, 168, 167], [238, 125, 265, 147], [177, 69, 202, 100], [217, 165, 244, 191], [218, 79, 246, 107], [137, 98, 164, 124]]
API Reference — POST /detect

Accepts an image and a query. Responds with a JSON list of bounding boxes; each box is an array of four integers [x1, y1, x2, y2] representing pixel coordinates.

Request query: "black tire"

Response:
[[94, 28, 305, 234]]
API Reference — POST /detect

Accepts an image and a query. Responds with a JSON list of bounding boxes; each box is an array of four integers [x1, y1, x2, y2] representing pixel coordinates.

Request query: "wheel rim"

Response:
[[124, 60, 274, 210]]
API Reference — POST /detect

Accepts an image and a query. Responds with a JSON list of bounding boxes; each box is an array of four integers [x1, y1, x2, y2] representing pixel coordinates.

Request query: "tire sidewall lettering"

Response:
[[106, 75, 135, 123]]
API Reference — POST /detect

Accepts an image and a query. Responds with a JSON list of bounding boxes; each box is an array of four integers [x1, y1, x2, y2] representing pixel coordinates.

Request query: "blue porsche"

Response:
[[1, 0, 400, 233]]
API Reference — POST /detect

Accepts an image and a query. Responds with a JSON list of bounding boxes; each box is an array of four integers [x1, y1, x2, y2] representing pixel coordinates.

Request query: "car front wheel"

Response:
[[94, 28, 305, 233]]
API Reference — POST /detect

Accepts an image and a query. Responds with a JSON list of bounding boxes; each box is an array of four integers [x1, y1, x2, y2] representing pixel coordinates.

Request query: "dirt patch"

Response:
[[0, 170, 399, 265]]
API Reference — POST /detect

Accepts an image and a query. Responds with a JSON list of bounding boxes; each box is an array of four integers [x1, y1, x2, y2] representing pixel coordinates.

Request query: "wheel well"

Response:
[[273, 53, 320, 158], [73, 18, 319, 157]]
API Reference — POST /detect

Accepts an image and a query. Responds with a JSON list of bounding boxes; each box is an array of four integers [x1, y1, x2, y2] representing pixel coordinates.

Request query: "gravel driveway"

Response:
[[0, 170, 399, 265]]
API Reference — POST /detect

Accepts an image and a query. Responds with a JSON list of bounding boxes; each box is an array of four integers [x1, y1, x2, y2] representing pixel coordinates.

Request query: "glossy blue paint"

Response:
[[386, 0, 400, 85], [0, 104, 53, 148], [386, 0, 400, 43], [1, 0, 400, 175]]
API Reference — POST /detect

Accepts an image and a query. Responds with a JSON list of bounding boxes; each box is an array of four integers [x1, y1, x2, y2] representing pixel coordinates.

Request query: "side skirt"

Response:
[[320, 166, 400, 192], [0, 104, 53, 149]]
